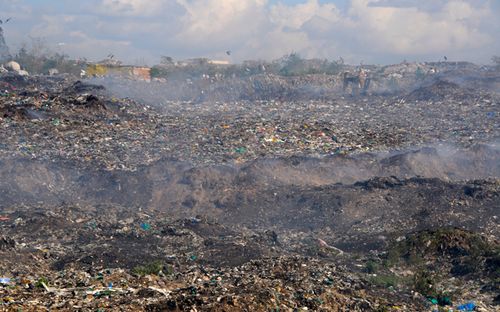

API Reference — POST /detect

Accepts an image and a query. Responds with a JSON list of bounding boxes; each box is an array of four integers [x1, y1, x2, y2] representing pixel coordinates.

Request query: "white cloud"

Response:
[[170, 0, 343, 60], [98, 0, 167, 16], [29, 15, 73, 38], [269, 0, 340, 29], [63, 32, 148, 63], [1, 0, 498, 64], [343, 0, 492, 55], [175, 0, 268, 43]]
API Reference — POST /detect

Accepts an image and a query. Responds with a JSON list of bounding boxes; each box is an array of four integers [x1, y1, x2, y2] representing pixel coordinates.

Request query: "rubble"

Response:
[[0, 62, 499, 310], [0, 204, 498, 310], [0, 70, 497, 170]]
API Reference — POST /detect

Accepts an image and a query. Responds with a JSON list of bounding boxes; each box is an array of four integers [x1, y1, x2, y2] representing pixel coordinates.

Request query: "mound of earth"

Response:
[[406, 79, 474, 101]]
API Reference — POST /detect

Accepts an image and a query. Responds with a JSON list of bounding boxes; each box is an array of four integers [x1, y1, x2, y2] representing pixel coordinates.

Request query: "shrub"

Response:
[[365, 260, 379, 274], [132, 260, 171, 276], [369, 274, 399, 288]]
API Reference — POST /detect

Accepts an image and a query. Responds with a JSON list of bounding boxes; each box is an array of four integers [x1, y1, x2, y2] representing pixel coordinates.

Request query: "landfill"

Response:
[[0, 61, 499, 311]]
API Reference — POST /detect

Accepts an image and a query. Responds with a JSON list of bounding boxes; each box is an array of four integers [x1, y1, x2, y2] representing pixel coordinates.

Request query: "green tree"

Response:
[[279, 52, 305, 76]]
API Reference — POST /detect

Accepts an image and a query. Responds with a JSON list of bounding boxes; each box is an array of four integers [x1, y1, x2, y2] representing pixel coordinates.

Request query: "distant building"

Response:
[[178, 58, 209, 66], [84, 63, 151, 82], [177, 58, 230, 66], [207, 60, 230, 65]]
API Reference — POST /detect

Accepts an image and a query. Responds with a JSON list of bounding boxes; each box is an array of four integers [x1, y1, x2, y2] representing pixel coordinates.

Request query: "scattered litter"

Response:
[[456, 302, 476, 311], [0, 61, 497, 310], [0, 277, 11, 285], [0, 70, 496, 170]]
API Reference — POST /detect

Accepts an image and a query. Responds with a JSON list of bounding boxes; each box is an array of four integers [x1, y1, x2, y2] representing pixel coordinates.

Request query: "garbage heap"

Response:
[[0, 64, 498, 311]]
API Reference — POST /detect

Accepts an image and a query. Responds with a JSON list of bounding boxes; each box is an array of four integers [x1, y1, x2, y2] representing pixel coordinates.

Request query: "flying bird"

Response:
[[444, 56, 448, 61], [226, 50, 231, 56]]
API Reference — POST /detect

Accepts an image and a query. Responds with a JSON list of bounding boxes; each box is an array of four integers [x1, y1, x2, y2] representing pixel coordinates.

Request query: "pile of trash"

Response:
[[90, 73, 340, 103], [1, 204, 497, 310], [0, 72, 497, 170], [0, 61, 28, 76], [0, 61, 498, 310], [406, 80, 476, 102]]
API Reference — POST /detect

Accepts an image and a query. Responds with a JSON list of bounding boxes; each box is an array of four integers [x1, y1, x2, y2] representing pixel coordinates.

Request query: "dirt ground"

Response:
[[0, 68, 499, 311]]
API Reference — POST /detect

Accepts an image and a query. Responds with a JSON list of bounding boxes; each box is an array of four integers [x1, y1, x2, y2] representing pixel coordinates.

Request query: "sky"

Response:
[[0, 0, 499, 65]]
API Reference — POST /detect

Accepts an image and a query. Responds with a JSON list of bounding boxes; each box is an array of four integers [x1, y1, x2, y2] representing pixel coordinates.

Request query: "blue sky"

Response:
[[1, 0, 498, 65]]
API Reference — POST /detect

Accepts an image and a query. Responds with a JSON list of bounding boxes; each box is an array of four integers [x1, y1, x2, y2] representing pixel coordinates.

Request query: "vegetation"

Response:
[[13, 38, 83, 75], [365, 260, 379, 274], [8, 37, 347, 79], [35, 277, 49, 288], [150, 53, 344, 80], [412, 271, 452, 306], [277, 53, 343, 76], [384, 228, 494, 269], [368, 274, 400, 288], [381, 228, 500, 305], [132, 260, 172, 276]]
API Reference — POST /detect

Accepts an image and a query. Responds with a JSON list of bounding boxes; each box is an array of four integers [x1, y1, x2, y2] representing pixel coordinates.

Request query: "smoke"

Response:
[[239, 143, 500, 186], [0, 144, 497, 211], [85, 72, 426, 107], [0, 26, 12, 62], [87, 74, 343, 108], [87, 60, 500, 105]]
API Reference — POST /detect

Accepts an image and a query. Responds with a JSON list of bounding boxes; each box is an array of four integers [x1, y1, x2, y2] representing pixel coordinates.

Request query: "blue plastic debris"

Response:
[[486, 112, 495, 118], [456, 302, 476, 311], [189, 217, 201, 224], [0, 277, 11, 285], [108, 282, 113, 289], [140, 222, 151, 231]]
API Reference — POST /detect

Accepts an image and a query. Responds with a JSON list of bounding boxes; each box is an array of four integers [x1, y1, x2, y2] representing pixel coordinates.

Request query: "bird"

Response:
[[444, 56, 448, 61], [226, 50, 231, 56], [5, 18, 11, 23]]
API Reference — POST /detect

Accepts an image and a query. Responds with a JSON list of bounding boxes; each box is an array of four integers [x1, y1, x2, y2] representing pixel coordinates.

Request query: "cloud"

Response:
[[344, 0, 492, 55], [63, 32, 152, 64], [1, 0, 498, 64], [29, 15, 75, 38], [269, 0, 341, 29], [367, 0, 450, 10], [97, 0, 168, 16], [175, 0, 269, 46], [171, 0, 345, 60]]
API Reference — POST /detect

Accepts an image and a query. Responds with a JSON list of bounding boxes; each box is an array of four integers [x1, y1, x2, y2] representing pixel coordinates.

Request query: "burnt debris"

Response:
[[0, 62, 499, 310]]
